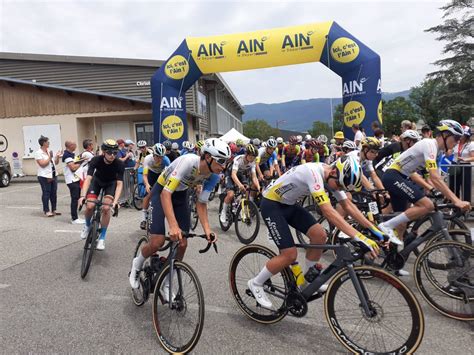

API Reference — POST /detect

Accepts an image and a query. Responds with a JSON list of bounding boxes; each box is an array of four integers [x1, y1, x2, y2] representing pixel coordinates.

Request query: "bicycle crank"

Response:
[[287, 290, 308, 318]]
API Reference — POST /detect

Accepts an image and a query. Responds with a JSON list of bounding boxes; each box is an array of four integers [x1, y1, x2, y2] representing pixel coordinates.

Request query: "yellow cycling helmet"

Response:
[[245, 144, 258, 156], [196, 140, 205, 149], [334, 131, 344, 140], [361, 137, 381, 150]]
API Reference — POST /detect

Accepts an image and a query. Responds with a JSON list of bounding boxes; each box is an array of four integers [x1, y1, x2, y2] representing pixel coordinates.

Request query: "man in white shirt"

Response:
[[352, 124, 365, 148]]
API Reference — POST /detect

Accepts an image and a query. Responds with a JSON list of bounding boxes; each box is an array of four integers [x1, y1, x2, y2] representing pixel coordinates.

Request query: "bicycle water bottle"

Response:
[[291, 262, 305, 286], [304, 263, 323, 283]]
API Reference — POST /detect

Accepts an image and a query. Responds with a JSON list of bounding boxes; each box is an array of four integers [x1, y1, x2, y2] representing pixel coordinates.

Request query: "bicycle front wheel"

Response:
[[235, 200, 260, 244], [131, 237, 150, 306], [80, 220, 98, 279], [152, 261, 205, 354], [132, 184, 145, 210], [325, 265, 424, 354], [414, 240, 474, 321]]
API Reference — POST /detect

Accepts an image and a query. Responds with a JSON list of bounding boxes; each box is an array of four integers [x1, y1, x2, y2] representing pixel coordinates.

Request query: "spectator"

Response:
[[352, 124, 364, 147], [62, 140, 84, 224], [400, 120, 412, 133], [80, 139, 95, 183], [34, 135, 62, 217], [124, 139, 136, 168], [421, 125, 432, 139], [450, 125, 474, 203], [373, 128, 385, 147]]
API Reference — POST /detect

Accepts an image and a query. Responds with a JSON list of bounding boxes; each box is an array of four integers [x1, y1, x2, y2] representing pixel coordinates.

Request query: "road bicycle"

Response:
[[229, 238, 424, 354], [130, 233, 217, 353], [132, 168, 147, 210], [188, 188, 199, 231]]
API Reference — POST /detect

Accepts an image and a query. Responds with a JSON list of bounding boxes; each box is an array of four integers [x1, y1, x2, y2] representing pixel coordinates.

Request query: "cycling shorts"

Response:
[[225, 172, 248, 191], [259, 162, 271, 173], [149, 184, 190, 235], [147, 171, 159, 187], [382, 169, 425, 212], [260, 197, 317, 249], [86, 176, 117, 199]]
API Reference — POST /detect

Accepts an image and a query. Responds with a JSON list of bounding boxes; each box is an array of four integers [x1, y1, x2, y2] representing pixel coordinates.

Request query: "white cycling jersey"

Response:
[[143, 154, 170, 175], [346, 150, 360, 161], [263, 163, 346, 205], [232, 154, 256, 174], [388, 139, 438, 176]]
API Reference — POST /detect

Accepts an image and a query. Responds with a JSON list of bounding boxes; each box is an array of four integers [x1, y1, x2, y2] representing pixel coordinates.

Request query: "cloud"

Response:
[[1, 0, 449, 104]]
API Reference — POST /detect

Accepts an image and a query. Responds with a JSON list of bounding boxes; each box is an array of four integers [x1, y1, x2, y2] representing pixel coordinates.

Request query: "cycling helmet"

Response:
[[361, 137, 381, 150], [152, 143, 166, 156], [400, 130, 422, 141], [334, 156, 362, 191], [317, 135, 328, 144], [137, 140, 147, 148], [462, 125, 472, 137], [182, 141, 190, 149], [296, 135, 303, 143], [267, 138, 277, 148], [252, 138, 261, 146], [306, 139, 319, 148], [342, 140, 357, 151], [334, 131, 344, 140], [188, 142, 195, 151], [236, 138, 244, 146], [304, 134, 312, 141], [202, 138, 231, 160], [289, 135, 298, 144], [229, 142, 238, 154], [276, 137, 284, 144], [171, 142, 179, 150], [261, 142, 267, 148], [101, 139, 118, 151], [246, 144, 258, 156], [436, 119, 464, 137], [196, 140, 205, 149], [163, 140, 172, 150]]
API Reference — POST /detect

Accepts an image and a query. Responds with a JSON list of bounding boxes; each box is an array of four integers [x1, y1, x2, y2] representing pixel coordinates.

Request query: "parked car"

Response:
[[0, 156, 11, 187]]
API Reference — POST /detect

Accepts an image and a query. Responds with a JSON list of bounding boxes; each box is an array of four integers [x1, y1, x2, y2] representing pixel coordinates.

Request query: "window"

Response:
[[135, 123, 154, 145]]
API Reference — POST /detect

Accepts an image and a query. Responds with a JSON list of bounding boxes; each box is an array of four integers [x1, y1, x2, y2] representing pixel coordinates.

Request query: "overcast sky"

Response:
[[0, 0, 450, 104]]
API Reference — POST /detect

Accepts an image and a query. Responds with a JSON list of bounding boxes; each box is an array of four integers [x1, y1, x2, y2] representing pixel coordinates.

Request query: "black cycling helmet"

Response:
[[101, 139, 118, 151], [162, 140, 172, 150]]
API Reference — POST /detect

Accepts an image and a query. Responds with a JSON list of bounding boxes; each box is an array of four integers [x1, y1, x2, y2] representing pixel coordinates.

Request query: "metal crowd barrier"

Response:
[[118, 167, 136, 206], [439, 163, 474, 205]]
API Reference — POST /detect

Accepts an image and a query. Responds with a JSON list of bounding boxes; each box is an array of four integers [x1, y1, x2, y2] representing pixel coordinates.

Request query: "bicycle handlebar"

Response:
[[164, 233, 218, 254], [78, 199, 119, 217]]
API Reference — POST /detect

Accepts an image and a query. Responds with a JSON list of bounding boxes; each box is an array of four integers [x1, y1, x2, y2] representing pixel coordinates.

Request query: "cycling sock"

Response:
[[141, 209, 147, 221], [383, 213, 410, 229], [221, 202, 229, 215], [85, 216, 91, 227], [253, 266, 273, 286], [304, 258, 316, 274], [135, 251, 145, 268], [99, 227, 107, 240]]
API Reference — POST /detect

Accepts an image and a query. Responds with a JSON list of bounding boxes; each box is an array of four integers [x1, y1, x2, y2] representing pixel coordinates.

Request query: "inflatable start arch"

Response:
[[151, 21, 382, 143]]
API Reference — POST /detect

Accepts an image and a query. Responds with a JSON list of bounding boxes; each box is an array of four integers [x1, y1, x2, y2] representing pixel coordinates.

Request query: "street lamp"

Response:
[[276, 119, 286, 129]]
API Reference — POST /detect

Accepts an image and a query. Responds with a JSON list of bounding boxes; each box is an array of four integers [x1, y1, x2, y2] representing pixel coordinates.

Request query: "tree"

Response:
[[424, 0, 473, 123], [243, 119, 280, 140], [308, 121, 332, 139], [332, 104, 344, 132], [409, 79, 446, 128], [382, 97, 417, 136]]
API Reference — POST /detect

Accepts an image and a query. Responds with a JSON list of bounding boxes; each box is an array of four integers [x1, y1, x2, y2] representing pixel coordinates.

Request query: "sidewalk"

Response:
[[10, 175, 65, 183]]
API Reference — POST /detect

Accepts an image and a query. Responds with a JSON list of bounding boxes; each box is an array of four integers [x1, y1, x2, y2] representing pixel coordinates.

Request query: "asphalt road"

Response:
[[1, 182, 473, 354]]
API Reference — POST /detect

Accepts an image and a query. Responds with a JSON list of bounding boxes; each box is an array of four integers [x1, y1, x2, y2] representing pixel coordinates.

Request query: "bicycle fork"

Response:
[[346, 264, 374, 318]]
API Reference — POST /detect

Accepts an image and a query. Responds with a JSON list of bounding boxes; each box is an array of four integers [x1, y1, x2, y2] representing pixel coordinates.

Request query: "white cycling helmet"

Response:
[[137, 140, 147, 148], [152, 143, 166, 156], [266, 138, 277, 148], [188, 142, 195, 150], [304, 134, 312, 141], [317, 135, 328, 144], [334, 156, 362, 191], [202, 138, 231, 160], [252, 138, 261, 146], [400, 130, 422, 141], [342, 140, 357, 151], [436, 119, 464, 137], [261, 142, 267, 148], [182, 141, 190, 149], [171, 142, 179, 150], [276, 137, 284, 144], [296, 135, 303, 143]]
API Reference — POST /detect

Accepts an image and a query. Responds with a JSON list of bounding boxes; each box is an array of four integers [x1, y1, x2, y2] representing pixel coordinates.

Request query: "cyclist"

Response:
[[247, 156, 383, 309], [379, 120, 471, 242], [359, 137, 385, 191], [195, 140, 205, 155], [163, 140, 178, 162], [171, 142, 180, 157], [139, 143, 171, 230], [133, 140, 151, 170], [316, 135, 330, 162], [235, 139, 246, 155], [281, 136, 301, 172], [129, 138, 231, 301], [220, 144, 260, 224], [180, 141, 195, 156], [301, 139, 320, 163], [78, 139, 125, 250], [256, 138, 281, 181]]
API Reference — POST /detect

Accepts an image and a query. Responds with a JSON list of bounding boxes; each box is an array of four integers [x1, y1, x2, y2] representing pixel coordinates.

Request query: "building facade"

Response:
[[0, 53, 244, 175]]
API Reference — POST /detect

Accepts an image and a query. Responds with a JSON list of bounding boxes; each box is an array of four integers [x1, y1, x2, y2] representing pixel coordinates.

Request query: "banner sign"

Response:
[[151, 22, 381, 143]]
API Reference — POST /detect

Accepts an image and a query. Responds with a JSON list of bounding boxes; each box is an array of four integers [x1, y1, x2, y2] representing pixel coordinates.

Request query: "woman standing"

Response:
[[34, 135, 62, 217], [450, 126, 474, 204]]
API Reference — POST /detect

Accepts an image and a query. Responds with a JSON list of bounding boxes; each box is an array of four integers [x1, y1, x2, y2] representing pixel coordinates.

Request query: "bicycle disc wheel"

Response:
[[229, 244, 290, 324], [80, 220, 98, 279], [132, 184, 144, 210], [131, 237, 150, 306], [152, 261, 204, 354], [414, 240, 474, 321], [325, 265, 424, 354], [235, 200, 260, 244], [218, 198, 232, 231]]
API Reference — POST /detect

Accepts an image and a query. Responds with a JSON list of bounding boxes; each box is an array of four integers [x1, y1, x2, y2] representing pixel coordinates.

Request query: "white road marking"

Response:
[[0, 283, 11, 289]]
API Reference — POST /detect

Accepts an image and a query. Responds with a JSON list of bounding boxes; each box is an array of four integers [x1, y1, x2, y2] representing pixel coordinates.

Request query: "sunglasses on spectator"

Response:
[[105, 150, 119, 156]]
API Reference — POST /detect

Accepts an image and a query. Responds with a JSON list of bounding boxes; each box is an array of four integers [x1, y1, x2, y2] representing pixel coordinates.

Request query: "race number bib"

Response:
[[368, 201, 379, 215]]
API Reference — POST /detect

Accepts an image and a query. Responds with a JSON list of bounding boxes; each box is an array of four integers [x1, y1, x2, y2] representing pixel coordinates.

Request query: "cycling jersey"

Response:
[[256, 147, 278, 166], [301, 148, 319, 163], [263, 163, 346, 205], [143, 154, 170, 175], [388, 139, 438, 176], [157, 154, 219, 203], [232, 154, 256, 175], [136, 149, 152, 167], [87, 156, 125, 182], [282, 144, 301, 159], [373, 142, 402, 173]]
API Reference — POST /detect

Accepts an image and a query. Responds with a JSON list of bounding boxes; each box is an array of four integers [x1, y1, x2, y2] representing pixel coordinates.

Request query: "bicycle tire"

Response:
[[131, 237, 150, 306], [325, 265, 424, 354], [229, 244, 291, 324], [235, 200, 260, 244], [152, 261, 205, 354], [0, 134, 8, 153], [218, 198, 232, 231], [80, 219, 98, 279], [414, 240, 474, 321], [132, 184, 144, 210]]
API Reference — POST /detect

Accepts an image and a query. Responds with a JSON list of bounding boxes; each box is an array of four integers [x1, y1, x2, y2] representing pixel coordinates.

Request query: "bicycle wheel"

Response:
[[325, 265, 424, 354], [235, 200, 260, 244], [229, 244, 290, 324], [218, 197, 232, 231], [131, 237, 151, 306], [414, 241, 474, 321], [422, 229, 472, 269], [132, 184, 145, 210], [152, 261, 205, 354], [189, 195, 199, 231], [80, 219, 98, 279]]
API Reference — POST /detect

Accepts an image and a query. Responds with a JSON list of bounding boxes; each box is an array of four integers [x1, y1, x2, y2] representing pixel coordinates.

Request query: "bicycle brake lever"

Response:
[[112, 205, 119, 217], [213, 243, 218, 254]]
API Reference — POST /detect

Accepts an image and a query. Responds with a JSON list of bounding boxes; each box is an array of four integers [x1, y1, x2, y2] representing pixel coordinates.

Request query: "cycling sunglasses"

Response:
[[105, 150, 119, 156], [213, 157, 228, 166]]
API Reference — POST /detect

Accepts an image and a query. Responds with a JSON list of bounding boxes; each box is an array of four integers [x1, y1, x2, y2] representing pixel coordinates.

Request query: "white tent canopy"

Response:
[[219, 128, 250, 143]]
